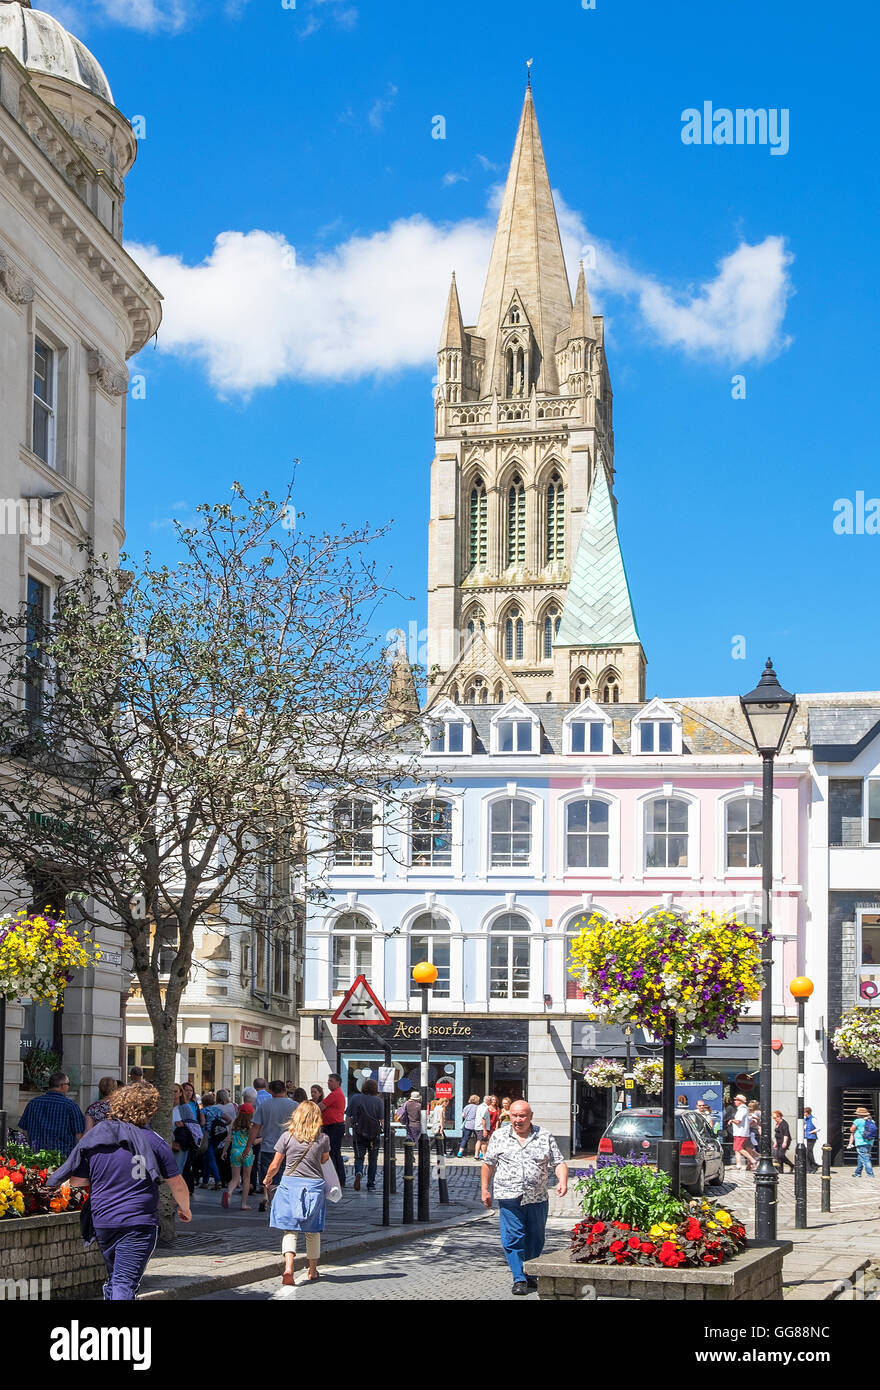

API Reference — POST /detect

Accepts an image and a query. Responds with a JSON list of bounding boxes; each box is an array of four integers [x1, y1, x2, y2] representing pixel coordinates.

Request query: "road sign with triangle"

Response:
[[330, 974, 391, 1025]]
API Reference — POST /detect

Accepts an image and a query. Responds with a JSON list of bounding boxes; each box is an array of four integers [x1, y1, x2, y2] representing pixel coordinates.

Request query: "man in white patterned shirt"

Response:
[[481, 1100, 568, 1295]]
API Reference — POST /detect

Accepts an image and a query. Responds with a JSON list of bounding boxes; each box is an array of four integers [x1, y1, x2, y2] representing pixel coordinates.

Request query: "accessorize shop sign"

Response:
[[338, 1017, 529, 1051]]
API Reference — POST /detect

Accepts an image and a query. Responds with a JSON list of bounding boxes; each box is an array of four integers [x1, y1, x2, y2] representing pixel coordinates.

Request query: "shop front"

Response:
[[336, 1017, 530, 1138], [571, 1021, 761, 1155]]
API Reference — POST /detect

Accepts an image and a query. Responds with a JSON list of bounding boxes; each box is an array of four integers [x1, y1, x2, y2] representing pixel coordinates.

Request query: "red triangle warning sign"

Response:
[[330, 974, 390, 1025]]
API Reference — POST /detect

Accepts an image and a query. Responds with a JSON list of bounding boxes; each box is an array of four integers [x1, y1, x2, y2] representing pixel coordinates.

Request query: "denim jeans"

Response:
[[497, 1197, 548, 1283], [457, 1127, 475, 1155], [854, 1144, 874, 1177], [95, 1225, 159, 1300], [352, 1133, 380, 1187]]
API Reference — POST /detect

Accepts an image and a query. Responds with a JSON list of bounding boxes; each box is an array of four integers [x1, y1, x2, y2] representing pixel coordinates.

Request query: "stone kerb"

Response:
[[0, 1211, 105, 1299], [524, 1241, 792, 1301]]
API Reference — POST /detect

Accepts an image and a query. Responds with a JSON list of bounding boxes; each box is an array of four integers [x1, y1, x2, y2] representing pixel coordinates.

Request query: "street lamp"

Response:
[[412, 960, 438, 1222], [740, 659, 797, 1243], [789, 976, 814, 1229]]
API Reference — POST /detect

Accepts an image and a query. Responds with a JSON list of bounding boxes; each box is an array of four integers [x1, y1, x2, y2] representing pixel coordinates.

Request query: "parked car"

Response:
[[597, 1107, 725, 1195]]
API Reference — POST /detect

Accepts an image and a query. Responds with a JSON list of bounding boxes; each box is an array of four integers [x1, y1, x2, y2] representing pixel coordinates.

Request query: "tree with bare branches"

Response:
[[0, 484, 420, 1150]]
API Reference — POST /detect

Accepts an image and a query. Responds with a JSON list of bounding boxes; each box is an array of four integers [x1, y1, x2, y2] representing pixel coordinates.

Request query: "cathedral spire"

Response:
[[568, 260, 595, 341], [554, 465, 641, 649], [438, 271, 465, 351], [475, 86, 572, 397]]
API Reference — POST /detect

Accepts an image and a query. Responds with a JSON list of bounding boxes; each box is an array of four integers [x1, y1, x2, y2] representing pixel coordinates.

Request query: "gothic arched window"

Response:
[[507, 476, 526, 566], [572, 671, 591, 703], [469, 479, 487, 569], [542, 604, 561, 660], [546, 473, 565, 562], [504, 606, 524, 662], [465, 605, 486, 641]]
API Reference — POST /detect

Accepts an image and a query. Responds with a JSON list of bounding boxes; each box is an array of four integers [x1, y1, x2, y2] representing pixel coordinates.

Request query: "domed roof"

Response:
[[0, 2, 113, 104]]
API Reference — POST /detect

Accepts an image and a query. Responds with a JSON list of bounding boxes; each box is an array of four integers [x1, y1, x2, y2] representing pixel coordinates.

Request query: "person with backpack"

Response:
[[198, 1092, 225, 1190], [850, 1106, 877, 1177], [804, 1107, 819, 1172], [347, 1078, 384, 1191]]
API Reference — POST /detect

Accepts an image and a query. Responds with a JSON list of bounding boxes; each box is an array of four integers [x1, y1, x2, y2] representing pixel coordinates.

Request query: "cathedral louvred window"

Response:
[[546, 473, 564, 562], [507, 477, 526, 565], [469, 480, 487, 568]]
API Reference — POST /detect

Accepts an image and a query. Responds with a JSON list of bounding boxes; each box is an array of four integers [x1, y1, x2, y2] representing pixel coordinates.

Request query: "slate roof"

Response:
[[554, 465, 641, 649], [808, 707, 880, 760]]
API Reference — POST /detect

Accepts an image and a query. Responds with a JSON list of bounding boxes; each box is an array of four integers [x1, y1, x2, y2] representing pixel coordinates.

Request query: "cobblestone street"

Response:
[[196, 1215, 574, 1301]]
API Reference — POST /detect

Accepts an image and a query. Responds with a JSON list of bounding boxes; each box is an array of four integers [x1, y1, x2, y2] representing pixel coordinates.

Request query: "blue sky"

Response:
[[49, 0, 880, 698]]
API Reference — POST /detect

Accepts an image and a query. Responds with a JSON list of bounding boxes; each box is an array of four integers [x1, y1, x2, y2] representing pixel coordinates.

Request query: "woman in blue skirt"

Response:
[[264, 1099, 333, 1286]]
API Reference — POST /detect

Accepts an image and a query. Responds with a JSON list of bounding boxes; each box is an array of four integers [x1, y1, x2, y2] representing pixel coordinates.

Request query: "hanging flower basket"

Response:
[[632, 1057, 663, 1095], [583, 1058, 625, 1089], [0, 911, 101, 1010], [567, 909, 763, 1044], [832, 1008, 880, 1071]]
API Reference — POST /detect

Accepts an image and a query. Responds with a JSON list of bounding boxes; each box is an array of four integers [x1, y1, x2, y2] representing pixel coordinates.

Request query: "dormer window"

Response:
[[497, 719, 532, 753], [572, 721, 604, 754], [509, 307, 520, 324], [425, 700, 472, 755], [632, 700, 683, 755], [490, 700, 540, 756], [640, 721, 673, 753], [563, 699, 612, 755]]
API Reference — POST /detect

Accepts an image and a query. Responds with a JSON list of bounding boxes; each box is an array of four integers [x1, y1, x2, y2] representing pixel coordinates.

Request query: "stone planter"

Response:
[[524, 1241, 792, 1301], [0, 1211, 105, 1300]]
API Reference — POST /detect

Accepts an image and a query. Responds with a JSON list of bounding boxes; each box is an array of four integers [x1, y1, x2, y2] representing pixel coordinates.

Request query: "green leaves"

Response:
[[577, 1163, 685, 1228]]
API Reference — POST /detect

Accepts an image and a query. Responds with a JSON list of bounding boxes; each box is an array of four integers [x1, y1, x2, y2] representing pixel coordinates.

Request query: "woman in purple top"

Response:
[[47, 1082, 192, 1300], [84, 1076, 118, 1131]]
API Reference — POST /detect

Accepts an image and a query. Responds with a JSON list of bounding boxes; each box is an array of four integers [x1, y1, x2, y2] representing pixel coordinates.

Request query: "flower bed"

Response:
[[0, 1153, 87, 1220], [569, 1158, 746, 1270], [570, 1200, 747, 1269]]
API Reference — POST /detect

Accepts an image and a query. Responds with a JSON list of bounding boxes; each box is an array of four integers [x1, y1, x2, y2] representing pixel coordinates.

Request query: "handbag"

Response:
[[323, 1162, 342, 1204]]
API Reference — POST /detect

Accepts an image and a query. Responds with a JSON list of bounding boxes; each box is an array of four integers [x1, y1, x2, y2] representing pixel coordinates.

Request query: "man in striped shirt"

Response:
[[19, 1072, 85, 1156]]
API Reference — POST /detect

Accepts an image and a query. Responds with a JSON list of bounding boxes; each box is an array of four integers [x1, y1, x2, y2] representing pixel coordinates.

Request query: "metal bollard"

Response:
[[821, 1144, 832, 1213], [402, 1138, 414, 1223], [389, 1126, 397, 1195], [435, 1135, 449, 1205]]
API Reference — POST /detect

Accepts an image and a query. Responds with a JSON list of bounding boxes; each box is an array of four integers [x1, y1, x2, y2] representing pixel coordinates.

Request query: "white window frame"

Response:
[[562, 699, 612, 756], [325, 905, 380, 996], [489, 698, 541, 757], [423, 698, 473, 756], [480, 784, 544, 879], [864, 779, 880, 846], [327, 795, 383, 878], [856, 909, 880, 1005], [631, 698, 683, 756], [483, 904, 539, 1006], [402, 786, 464, 878], [715, 786, 783, 882], [32, 335, 58, 469], [560, 906, 610, 1005], [404, 906, 459, 1003], [634, 787, 699, 880], [556, 786, 618, 878]]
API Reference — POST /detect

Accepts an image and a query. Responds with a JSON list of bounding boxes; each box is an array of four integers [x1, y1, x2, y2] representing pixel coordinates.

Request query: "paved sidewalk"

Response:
[[140, 1159, 484, 1301]]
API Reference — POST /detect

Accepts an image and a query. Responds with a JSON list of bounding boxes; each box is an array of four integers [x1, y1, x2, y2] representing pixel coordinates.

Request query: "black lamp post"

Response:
[[740, 659, 797, 1243]]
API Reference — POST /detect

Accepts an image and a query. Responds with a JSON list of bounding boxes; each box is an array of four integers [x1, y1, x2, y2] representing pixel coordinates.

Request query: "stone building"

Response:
[[0, 0, 161, 1116], [428, 85, 646, 709]]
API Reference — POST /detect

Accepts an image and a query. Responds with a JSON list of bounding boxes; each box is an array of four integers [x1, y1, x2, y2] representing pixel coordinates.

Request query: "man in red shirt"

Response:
[[320, 1073, 347, 1187]]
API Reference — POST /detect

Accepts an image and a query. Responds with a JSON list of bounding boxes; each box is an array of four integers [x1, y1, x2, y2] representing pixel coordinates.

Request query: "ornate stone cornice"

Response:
[[0, 248, 35, 304], [87, 350, 129, 398]]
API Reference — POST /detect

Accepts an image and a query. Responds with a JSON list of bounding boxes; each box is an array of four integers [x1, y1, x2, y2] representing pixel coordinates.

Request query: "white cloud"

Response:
[[443, 172, 469, 187], [42, 0, 194, 32], [129, 194, 794, 396], [368, 84, 398, 131]]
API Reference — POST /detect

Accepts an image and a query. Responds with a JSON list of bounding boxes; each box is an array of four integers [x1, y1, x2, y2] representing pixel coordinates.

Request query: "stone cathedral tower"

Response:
[[427, 85, 646, 708]]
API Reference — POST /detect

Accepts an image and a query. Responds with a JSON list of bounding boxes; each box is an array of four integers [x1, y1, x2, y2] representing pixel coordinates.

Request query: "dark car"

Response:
[[597, 1107, 725, 1195]]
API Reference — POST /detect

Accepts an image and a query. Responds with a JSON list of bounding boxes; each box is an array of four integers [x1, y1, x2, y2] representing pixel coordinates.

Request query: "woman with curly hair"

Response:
[[46, 1082, 192, 1300], [263, 1100, 335, 1286]]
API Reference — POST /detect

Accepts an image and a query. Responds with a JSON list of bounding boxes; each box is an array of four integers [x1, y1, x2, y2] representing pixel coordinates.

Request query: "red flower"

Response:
[[640, 1242, 656, 1254], [658, 1241, 685, 1267], [684, 1217, 703, 1241], [627, 1235, 642, 1250], [609, 1239, 626, 1253], [8, 1170, 23, 1186], [612, 1221, 631, 1230], [614, 1254, 627, 1263], [591, 1222, 605, 1234]]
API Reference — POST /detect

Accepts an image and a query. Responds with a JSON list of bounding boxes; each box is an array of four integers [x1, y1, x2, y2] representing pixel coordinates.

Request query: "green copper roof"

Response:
[[554, 466, 641, 648]]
